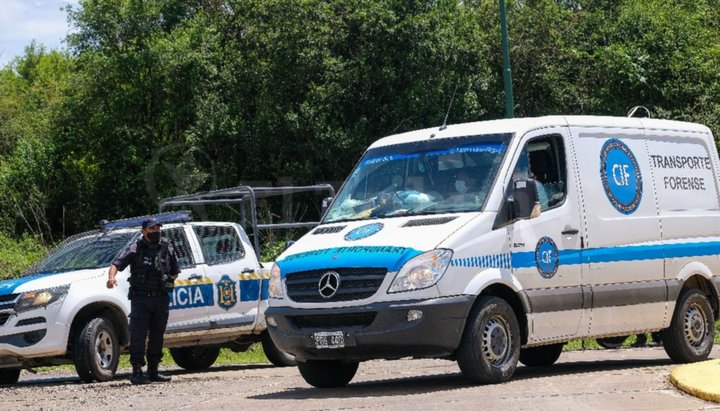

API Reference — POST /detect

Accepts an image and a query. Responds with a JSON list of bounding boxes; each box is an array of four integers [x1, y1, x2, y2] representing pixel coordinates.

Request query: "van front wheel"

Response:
[[457, 296, 520, 384], [297, 360, 358, 388], [662, 288, 715, 363]]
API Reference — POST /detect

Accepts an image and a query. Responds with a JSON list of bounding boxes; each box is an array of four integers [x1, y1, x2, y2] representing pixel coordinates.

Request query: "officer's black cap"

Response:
[[142, 218, 162, 229]]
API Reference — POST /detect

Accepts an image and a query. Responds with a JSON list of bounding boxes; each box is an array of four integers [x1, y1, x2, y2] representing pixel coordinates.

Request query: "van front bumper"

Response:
[[265, 295, 474, 362]]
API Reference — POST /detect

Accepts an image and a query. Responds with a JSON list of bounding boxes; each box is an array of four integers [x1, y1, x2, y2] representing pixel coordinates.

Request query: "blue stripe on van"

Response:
[[511, 240, 720, 269], [276, 246, 423, 277]]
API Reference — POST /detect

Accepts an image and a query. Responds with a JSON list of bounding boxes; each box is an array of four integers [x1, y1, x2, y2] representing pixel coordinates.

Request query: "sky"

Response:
[[0, 0, 79, 67]]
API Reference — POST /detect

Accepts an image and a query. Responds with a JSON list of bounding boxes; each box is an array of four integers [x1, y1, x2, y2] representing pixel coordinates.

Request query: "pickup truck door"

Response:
[[191, 223, 262, 332], [163, 226, 213, 328]]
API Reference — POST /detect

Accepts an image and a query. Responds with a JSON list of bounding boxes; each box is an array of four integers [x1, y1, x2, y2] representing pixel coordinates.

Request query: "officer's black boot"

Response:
[[130, 365, 150, 385], [147, 364, 171, 382]]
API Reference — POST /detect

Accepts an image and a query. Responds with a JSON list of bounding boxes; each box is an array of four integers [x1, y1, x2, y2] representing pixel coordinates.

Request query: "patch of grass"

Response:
[[566, 320, 720, 350]]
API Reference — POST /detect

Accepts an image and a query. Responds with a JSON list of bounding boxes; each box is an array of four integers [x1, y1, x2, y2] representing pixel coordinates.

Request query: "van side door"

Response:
[[192, 223, 262, 332], [499, 127, 586, 343], [571, 123, 665, 336]]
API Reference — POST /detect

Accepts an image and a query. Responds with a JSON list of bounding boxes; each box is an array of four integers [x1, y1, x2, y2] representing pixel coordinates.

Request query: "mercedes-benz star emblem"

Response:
[[318, 271, 341, 299]]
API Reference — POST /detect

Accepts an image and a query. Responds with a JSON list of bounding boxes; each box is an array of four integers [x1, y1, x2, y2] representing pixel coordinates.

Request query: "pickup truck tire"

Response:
[[457, 296, 520, 384], [73, 316, 119, 383], [297, 360, 359, 388], [261, 331, 296, 367], [0, 368, 20, 385], [661, 288, 715, 363], [169, 346, 220, 370], [519, 343, 564, 367]]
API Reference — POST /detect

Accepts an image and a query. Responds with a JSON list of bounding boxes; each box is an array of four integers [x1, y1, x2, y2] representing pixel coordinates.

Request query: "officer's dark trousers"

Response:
[[129, 295, 169, 367]]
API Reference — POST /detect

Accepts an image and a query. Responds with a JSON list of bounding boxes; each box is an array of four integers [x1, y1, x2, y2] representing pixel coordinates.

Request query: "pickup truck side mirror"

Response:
[[285, 240, 296, 250], [321, 196, 334, 216], [512, 179, 539, 220]]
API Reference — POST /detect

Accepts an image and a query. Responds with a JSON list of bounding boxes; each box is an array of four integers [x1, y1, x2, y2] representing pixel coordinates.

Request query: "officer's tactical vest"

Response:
[[129, 239, 172, 293]]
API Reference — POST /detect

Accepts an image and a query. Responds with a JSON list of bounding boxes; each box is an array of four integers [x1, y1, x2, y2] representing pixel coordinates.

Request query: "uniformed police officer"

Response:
[[107, 218, 180, 385]]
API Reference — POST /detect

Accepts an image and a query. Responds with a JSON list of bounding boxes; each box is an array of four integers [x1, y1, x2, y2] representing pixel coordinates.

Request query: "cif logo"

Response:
[[318, 271, 341, 299], [344, 223, 384, 241], [600, 139, 642, 214], [535, 236, 559, 279]]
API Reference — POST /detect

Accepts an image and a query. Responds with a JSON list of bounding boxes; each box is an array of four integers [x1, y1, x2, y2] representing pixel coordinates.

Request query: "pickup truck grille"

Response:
[[285, 267, 387, 303], [291, 312, 377, 329]]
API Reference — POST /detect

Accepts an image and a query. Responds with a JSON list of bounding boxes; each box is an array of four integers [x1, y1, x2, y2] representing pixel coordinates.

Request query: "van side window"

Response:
[[193, 225, 246, 265], [495, 135, 567, 228], [161, 227, 195, 269]]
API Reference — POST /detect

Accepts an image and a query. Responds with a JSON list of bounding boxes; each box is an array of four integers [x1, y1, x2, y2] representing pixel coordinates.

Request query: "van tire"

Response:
[[261, 331, 296, 367], [73, 316, 119, 382], [519, 343, 564, 367], [0, 368, 20, 385], [661, 288, 715, 363], [169, 346, 220, 370], [297, 360, 358, 388], [457, 296, 520, 384]]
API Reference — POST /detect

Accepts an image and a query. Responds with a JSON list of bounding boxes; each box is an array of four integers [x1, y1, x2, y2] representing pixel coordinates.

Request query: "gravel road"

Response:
[[2, 346, 719, 410]]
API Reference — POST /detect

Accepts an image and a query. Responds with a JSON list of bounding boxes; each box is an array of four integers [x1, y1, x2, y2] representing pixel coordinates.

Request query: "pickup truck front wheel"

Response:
[[0, 368, 20, 385], [73, 316, 119, 382], [169, 346, 220, 370], [261, 331, 296, 367]]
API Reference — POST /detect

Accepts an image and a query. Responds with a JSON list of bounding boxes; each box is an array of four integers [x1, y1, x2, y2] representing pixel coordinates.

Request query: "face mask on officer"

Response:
[[147, 231, 161, 245]]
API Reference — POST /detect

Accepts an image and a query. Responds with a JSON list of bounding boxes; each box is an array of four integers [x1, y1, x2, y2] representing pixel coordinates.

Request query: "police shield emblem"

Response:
[[217, 275, 237, 310]]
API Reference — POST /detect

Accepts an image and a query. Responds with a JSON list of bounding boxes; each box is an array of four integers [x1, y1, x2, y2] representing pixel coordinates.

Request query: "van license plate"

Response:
[[313, 331, 345, 349]]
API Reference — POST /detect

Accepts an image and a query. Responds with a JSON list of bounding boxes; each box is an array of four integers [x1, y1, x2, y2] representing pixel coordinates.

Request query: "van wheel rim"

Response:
[[483, 315, 510, 365], [95, 330, 114, 369], [684, 303, 706, 347]]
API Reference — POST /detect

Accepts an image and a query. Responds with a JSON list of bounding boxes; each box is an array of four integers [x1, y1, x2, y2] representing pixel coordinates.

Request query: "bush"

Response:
[[0, 232, 46, 280]]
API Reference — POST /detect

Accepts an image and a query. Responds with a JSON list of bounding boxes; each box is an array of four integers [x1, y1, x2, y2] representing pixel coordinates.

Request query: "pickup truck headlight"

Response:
[[388, 249, 453, 293], [15, 285, 70, 313], [268, 263, 284, 299]]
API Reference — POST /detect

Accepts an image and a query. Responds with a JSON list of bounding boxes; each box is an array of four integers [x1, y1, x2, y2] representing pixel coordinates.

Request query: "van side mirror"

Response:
[[321, 196, 334, 216], [512, 179, 539, 220]]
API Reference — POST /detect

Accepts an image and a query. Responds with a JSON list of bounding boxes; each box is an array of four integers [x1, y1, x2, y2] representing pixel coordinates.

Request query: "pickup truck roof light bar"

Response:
[[158, 185, 335, 256], [99, 211, 193, 231]]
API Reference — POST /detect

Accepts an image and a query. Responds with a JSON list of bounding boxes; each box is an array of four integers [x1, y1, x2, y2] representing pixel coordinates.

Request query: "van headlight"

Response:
[[269, 263, 284, 299], [388, 249, 453, 293], [15, 285, 70, 313]]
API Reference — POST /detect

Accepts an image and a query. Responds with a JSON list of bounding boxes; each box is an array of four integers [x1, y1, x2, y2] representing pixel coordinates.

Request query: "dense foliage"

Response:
[[1, 0, 720, 276]]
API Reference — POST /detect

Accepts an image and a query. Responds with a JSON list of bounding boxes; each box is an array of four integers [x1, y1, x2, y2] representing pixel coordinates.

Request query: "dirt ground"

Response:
[[2, 346, 719, 410]]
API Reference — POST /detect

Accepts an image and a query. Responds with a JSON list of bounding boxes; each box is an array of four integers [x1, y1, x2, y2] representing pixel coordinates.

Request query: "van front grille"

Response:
[[285, 267, 387, 303], [291, 312, 377, 329]]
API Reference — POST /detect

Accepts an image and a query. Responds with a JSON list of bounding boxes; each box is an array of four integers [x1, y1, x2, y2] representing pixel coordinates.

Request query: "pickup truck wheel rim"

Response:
[[95, 330, 114, 369], [483, 315, 510, 365]]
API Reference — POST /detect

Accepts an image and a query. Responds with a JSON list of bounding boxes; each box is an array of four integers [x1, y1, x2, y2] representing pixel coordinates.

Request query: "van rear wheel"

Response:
[[457, 296, 520, 384], [662, 288, 715, 363], [0, 368, 20, 385], [297, 360, 358, 388], [519, 343, 564, 367]]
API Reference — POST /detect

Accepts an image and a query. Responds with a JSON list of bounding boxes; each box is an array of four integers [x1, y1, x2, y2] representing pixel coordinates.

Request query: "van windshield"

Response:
[[324, 133, 512, 223], [27, 231, 138, 275]]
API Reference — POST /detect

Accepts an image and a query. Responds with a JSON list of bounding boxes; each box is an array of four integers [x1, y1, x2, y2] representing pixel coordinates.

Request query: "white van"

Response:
[[266, 116, 720, 387]]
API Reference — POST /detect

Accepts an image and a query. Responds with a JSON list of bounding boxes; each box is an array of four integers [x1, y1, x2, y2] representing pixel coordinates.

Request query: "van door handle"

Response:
[[562, 228, 580, 235], [188, 274, 203, 281]]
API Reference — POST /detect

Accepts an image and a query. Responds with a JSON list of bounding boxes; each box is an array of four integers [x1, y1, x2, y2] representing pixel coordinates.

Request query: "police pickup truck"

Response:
[[0, 185, 334, 384]]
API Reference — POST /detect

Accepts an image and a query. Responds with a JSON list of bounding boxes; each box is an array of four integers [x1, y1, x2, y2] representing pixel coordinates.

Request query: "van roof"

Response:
[[369, 115, 712, 149]]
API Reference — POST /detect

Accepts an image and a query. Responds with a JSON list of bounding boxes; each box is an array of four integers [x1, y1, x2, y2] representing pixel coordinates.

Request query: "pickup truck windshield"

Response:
[[29, 231, 137, 275], [324, 133, 511, 223]]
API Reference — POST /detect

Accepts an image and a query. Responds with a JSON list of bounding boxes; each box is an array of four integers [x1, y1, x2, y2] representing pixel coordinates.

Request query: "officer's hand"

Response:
[[106, 278, 117, 289]]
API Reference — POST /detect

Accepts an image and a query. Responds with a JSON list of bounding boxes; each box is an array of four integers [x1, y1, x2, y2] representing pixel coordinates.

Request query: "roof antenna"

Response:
[[627, 106, 651, 118], [439, 83, 459, 131]]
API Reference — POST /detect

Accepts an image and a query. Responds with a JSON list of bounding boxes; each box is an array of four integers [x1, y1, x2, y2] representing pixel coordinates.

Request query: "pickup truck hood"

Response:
[[275, 213, 476, 276], [0, 268, 104, 296]]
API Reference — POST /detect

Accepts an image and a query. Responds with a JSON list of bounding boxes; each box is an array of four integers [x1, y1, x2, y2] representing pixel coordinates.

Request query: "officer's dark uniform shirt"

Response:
[[113, 239, 180, 295]]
